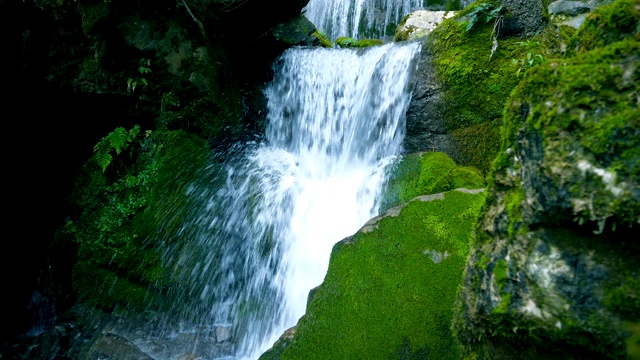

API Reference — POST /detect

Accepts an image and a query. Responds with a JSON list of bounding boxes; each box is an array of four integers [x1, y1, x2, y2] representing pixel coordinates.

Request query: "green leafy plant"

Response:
[[465, 3, 503, 32], [511, 40, 544, 76], [127, 58, 151, 94], [93, 125, 141, 172]]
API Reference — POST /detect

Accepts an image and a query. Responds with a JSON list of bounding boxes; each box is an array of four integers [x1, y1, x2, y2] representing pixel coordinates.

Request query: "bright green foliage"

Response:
[[382, 152, 486, 211], [464, 3, 503, 32], [335, 37, 384, 48], [93, 125, 141, 172], [270, 190, 485, 360], [511, 40, 544, 76], [128, 59, 152, 94]]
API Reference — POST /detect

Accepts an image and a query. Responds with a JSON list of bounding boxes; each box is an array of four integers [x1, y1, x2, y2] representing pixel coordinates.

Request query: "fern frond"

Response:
[[95, 152, 113, 173], [108, 127, 129, 155], [93, 138, 109, 153], [128, 124, 141, 140]]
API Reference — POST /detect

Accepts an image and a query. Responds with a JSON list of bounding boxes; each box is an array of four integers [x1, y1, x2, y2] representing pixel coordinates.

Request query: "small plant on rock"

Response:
[[127, 58, 152, 94], [511, 40, 544, 76], [465, 3, 503, 32]]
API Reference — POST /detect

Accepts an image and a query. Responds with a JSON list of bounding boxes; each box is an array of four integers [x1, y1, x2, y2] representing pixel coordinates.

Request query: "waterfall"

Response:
[[161, 41, 423, 360], [303, 0, 428, 41]]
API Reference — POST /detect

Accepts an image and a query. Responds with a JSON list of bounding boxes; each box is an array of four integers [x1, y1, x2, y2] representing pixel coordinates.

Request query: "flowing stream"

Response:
[[303, 0, 429, 40], [154, 9, 422, 360]]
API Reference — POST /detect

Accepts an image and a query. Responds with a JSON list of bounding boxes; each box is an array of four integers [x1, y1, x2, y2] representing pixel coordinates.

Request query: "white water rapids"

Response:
[[239, 42, 421, 359], [156, 41, 422, 360]]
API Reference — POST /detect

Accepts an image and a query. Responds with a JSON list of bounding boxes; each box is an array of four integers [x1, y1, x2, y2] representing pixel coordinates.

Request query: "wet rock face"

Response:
[[453, 1, 640, 358], [403, 45, 452, 155], [0, 304, 236, 360]]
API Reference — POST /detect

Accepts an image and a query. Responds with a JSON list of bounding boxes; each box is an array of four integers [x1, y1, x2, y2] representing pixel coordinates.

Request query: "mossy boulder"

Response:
[[335, 36, 384, 48], [381, 151, 486, 211], [453, 1, 640, 358], [260, 189, 486, 360], [63, 129, 213, 313]]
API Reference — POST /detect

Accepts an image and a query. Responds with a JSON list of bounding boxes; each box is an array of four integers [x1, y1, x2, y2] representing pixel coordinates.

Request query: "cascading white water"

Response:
[[174, 41, 423, 360], [303, 0, 428, 40]]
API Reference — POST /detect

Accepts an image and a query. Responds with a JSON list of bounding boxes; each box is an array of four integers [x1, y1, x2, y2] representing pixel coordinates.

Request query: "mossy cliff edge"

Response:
[[453, 0, 640, 358]]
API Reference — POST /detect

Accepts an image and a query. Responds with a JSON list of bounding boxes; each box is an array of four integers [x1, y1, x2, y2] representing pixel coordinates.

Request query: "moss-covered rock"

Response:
[[412, 1, 574, 173], [260, 189, 486, 360], [63, 128, 213, 312], [453, 1, 640, 358], [335, 36, 384, 48], [566, 0, 640, 56], [381, 151, 486, 211]]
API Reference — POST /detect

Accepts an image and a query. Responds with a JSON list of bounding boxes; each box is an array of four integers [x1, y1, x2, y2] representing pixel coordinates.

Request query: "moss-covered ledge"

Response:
[[260, 188, 486, 360], [453, 0, 640, 358]]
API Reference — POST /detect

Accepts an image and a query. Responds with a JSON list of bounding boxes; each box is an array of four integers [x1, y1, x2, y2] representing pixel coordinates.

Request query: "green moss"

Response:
[[566, 0, 640, 57], [394, 26, 414, 42], [479, 254, 491, 269], [604, 277, 640, 321], [427, 10, 573, 172], [493, 293, 512, 315], [312, 30, 332, 48], [504, 188, 525, 237], [335, 37, 384, 48], [450, 122, 501, 174], [499, 37, 640, 229], [493, 259, 509, 291], [427, 16, 529, 131], [450, 166, 486, 189], [270, 190, 485, 360], [382, 152, 486, 211]]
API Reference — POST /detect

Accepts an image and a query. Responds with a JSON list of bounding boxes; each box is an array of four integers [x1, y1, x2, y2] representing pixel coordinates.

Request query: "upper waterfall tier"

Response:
[[303, 0, 429, 41]]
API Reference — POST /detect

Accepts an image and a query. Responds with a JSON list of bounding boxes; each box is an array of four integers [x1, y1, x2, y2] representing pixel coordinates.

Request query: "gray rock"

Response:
[[548, 0, 592, 16], [395, 10, 456, 41], [560, 13, 588, 29], [498, 0, 547, 37], [404, 43, 454, 156]]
